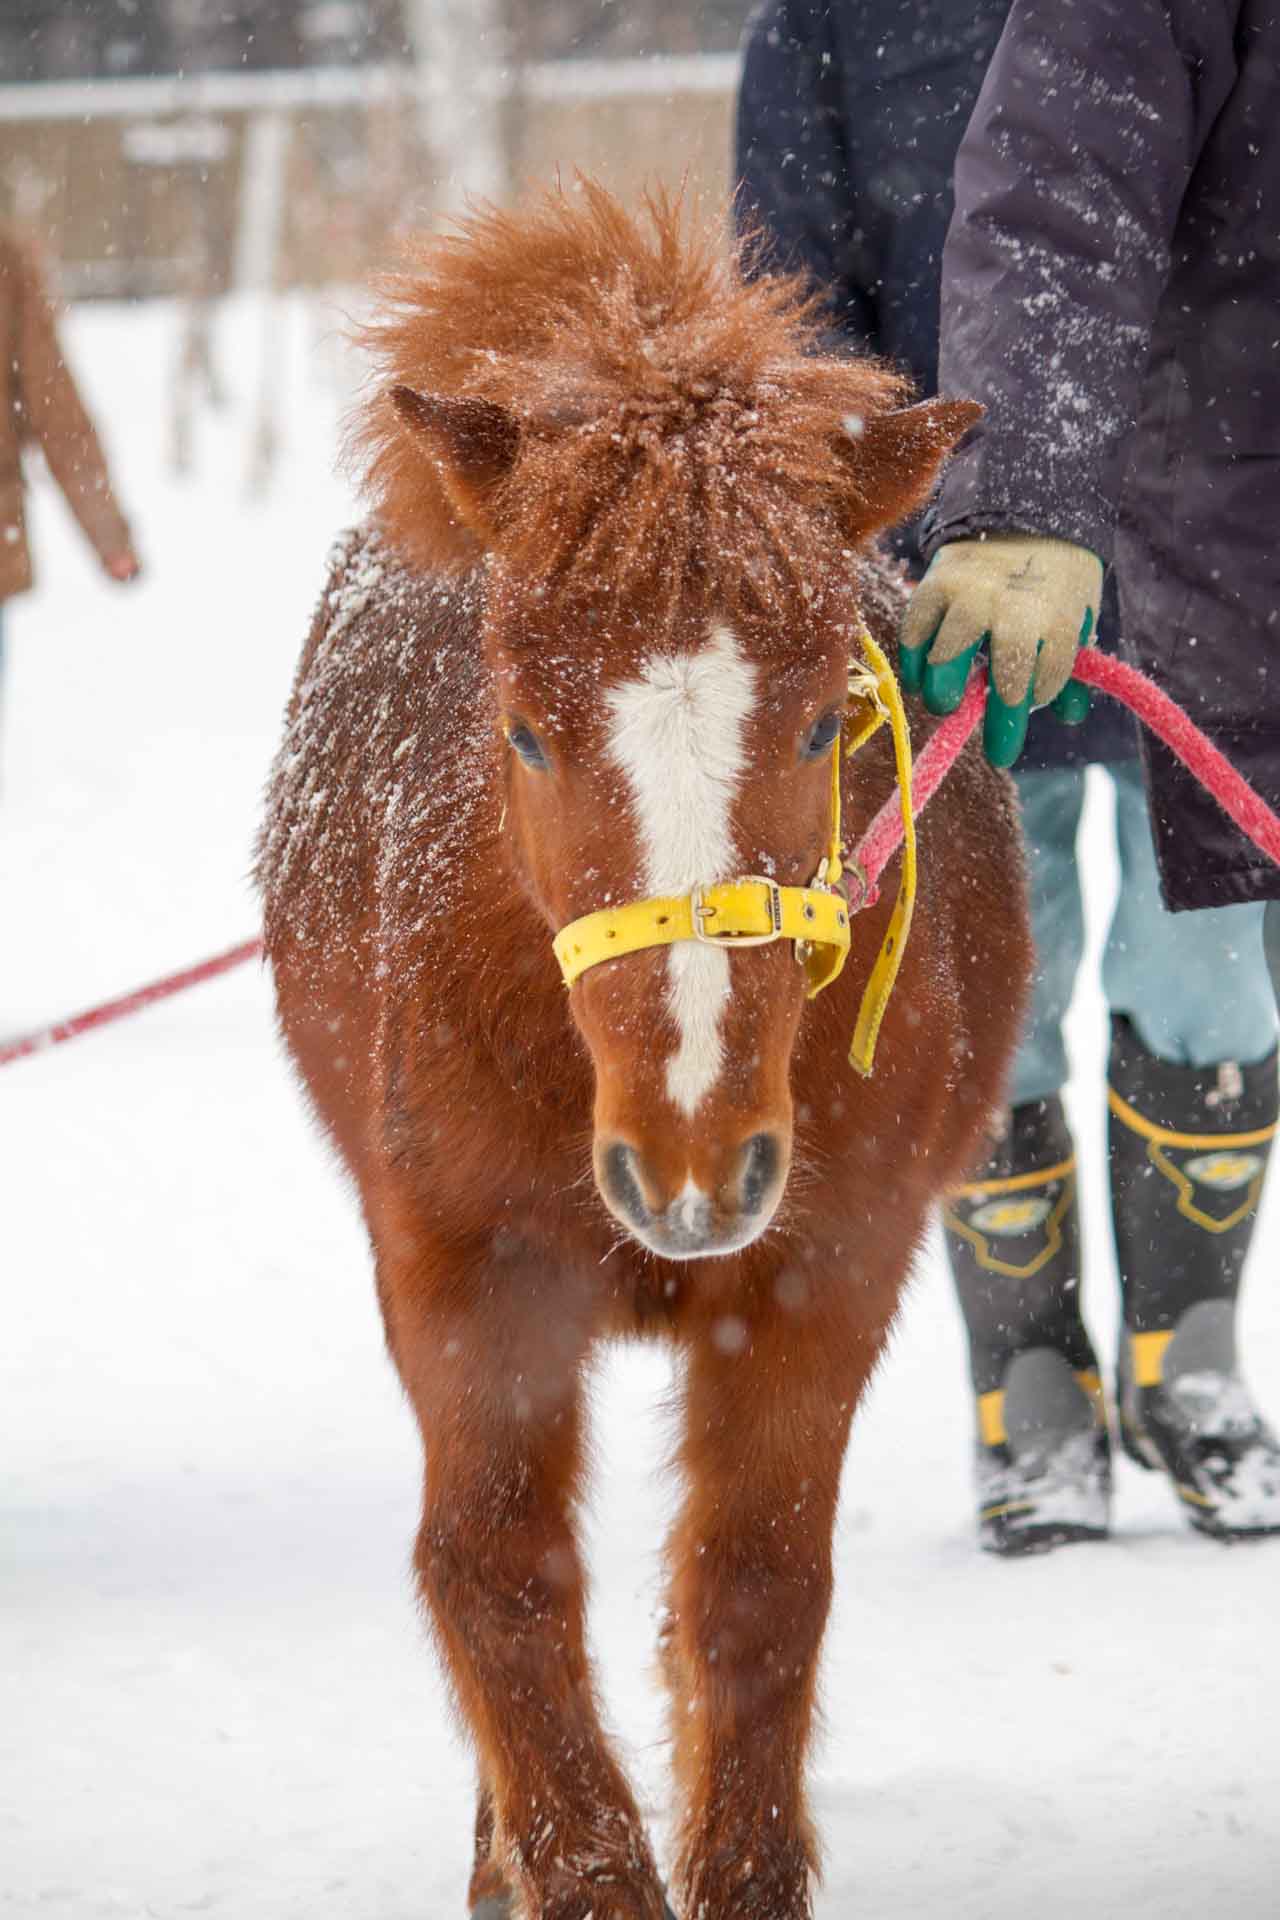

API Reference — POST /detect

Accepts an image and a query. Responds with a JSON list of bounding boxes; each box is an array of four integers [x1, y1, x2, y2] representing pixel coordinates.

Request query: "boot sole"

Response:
[[980, 1514, 1109, 1556], [1186, 1507, 1280, 1543], [1122, 1411, 1280, 1540]]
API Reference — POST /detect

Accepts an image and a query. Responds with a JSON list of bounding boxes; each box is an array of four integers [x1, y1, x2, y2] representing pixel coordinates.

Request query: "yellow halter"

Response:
[[552, 627, 916, 1076]]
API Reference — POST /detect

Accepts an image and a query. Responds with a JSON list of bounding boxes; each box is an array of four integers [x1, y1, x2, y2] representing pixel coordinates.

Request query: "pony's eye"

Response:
[[507, 722, 549, 770], [802, 710, 842, 760]]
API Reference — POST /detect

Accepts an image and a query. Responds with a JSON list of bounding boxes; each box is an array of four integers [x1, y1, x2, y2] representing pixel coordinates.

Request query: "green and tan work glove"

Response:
[[899, 535, 1104, 767]]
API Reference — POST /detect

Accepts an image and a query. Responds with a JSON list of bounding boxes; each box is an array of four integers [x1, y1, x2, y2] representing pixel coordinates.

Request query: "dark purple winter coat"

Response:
[[734, 0, 1136, 769], [926, 0, 1280, 910]]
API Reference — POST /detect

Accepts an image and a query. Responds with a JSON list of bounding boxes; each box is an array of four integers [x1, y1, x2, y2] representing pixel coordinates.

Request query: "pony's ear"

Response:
[[837, 397, 982, 536], [389, 386, 521, 543]]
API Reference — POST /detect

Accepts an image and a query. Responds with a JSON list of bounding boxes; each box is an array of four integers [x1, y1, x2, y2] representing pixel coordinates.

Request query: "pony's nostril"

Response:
[[740, 1132, 782, 1214], [601, 1142, 651, 1226]]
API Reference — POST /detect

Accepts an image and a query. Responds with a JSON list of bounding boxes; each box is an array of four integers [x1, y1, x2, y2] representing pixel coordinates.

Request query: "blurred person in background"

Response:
[[736, 0, 1280, 1555], [0, 221, 141, 756]]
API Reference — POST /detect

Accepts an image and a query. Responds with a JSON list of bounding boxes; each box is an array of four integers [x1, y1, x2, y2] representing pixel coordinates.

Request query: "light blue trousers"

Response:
[[1011, 761, 1276, 1107]]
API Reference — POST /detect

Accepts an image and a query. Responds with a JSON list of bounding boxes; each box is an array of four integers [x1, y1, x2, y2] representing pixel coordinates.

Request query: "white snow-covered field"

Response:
[[3, 300, 1278, 1920]]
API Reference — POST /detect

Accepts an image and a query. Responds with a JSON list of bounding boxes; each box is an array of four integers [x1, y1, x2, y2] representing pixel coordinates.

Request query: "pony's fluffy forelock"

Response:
[[349, 181, 912, 625]]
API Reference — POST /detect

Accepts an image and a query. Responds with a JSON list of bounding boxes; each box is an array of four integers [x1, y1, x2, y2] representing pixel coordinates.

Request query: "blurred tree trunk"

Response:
[[499, 0, 535, 193], [404, 0, 531, 206], [237, 112, 293, 496]]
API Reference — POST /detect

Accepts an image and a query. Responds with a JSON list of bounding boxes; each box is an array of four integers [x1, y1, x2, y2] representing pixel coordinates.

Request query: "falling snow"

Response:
[[4, 285, 1280, 1920]]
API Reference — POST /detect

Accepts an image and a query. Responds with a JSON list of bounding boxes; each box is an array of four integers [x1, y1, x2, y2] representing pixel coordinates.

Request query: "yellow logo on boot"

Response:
[[1183, 1151, 1264, 1192], [970, 1196, 1054, 1236]]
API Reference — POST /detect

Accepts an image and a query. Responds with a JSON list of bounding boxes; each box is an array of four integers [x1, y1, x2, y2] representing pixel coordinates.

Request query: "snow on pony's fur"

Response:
[[349, 182, 961, 629], [264, 179, 1027, 1920]]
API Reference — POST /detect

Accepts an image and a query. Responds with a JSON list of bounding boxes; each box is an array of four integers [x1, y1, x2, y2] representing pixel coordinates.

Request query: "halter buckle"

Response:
[[691, 878, 784, 948]]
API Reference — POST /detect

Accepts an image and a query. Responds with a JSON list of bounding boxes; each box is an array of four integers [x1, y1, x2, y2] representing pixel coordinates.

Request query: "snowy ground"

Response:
[[3, 299, 1278, 1920]]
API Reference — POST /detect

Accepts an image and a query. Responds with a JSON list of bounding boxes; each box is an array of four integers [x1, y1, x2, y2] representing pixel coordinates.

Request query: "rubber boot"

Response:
[[1109, 1015, 1280, 1539], [943, 1095, 1111, 1554]]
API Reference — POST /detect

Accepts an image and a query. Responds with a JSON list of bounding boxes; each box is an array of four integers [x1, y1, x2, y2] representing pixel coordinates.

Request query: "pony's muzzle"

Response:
[[596, 1130, 787, 1260]]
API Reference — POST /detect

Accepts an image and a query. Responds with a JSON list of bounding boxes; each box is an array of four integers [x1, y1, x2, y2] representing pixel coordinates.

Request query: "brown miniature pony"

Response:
[[259, 186, 1030, 1920]]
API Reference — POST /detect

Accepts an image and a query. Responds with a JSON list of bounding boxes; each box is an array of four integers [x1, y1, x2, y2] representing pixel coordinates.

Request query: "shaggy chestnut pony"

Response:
[[259, 185, 1030, 1920]]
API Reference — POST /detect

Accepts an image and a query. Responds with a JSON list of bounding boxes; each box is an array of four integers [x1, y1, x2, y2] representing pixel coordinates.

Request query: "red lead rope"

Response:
[[1074, 651, 1280, 865], [852, 651, 1280, 901], [2, 654, 1279, 1073], [0, 938, 263, 1070]]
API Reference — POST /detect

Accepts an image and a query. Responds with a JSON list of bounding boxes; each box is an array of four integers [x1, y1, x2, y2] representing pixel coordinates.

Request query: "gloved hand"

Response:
[[899, 535, 1103, 767]]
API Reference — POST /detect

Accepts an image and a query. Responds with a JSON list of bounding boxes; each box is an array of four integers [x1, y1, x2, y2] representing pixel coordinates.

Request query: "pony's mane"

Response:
[[351, 183, 912, 626]]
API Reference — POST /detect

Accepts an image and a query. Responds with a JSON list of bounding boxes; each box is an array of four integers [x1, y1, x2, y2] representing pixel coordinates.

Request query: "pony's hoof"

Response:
[[468, 1898, 671, 1919]]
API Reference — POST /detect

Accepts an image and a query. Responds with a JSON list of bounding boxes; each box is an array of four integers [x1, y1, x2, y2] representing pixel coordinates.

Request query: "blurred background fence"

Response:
[[0, 1, 751, 303]]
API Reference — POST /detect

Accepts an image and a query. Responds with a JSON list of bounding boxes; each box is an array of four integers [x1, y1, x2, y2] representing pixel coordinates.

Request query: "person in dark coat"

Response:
[[738, 0, 1279, 1552], [894, 0, 1280, 1542]]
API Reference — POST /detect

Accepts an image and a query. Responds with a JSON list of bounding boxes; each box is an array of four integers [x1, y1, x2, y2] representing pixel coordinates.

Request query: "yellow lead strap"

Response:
[[846, 629, 917, 1078]]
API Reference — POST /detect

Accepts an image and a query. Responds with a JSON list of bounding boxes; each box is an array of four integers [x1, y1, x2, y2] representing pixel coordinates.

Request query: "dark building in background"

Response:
[[0, 0, 173, 80], [1, 0, 754, 83], [0, 1, 410, 82], [531, 0, 751, 58], [167, 0, 411, 73]]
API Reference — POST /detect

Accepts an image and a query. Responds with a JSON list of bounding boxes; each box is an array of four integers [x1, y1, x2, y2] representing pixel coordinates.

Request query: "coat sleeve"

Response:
[[734, 0, 878, 348], [14, 238, 134, 565], [925, 0, 1240, 562]]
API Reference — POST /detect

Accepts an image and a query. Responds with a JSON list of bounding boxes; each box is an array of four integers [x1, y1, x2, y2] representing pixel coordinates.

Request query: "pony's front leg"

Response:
[[469, 1785, 510, 1917], [387, 1251, 667, 1920], [666, 1297, 885, 1920]]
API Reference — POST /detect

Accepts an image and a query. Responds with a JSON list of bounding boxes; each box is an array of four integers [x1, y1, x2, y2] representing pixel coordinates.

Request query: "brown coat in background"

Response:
[[0, 223, 134, 602]]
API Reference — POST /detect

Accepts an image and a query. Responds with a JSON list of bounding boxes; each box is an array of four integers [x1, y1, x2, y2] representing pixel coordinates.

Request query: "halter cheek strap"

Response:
[[552, 626, 917, 1077]]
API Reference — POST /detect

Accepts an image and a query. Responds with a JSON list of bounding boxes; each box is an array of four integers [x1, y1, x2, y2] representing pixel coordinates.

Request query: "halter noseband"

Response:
[[554, 873, 853, 998], [552, 628, 918, 1077]]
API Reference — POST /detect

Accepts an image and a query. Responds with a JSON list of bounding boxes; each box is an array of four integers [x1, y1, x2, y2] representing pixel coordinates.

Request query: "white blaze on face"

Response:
[[605, 625, 757, 1116]]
